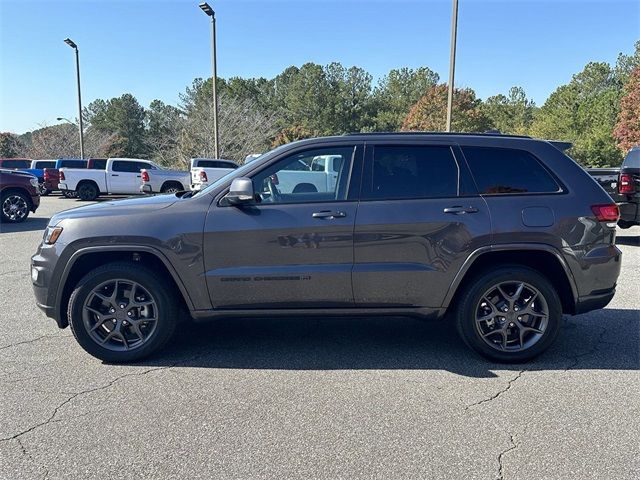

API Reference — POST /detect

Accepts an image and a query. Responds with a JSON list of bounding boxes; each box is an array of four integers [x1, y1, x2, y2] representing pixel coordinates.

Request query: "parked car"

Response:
[[139, 168, 190, 195], [43, 159, 92, 197], [0, 158, 32, 170], [17, 160, 57, 195], [58, 158, 160, 201], [190, 158, 238, 191], [1, 169, 40, 223], [32, 132, 621, 363], [587, 147, 640, 228]]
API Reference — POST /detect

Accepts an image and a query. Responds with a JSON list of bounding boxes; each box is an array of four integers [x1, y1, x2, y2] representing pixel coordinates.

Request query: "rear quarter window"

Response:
[[462, 146, 561, 194]]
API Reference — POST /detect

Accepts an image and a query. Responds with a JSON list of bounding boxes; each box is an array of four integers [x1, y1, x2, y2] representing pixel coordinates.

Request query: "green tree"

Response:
[[530, 62, 623, 167], [614, 66, 640, 153], [85, 93, 148, 157], [402, 84, 490, 133], [372, 67, 440, 131], [482, 86, 536, 135]]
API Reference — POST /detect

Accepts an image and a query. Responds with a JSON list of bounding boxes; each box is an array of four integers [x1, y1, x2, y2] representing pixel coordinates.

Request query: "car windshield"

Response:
[[199, 144, 291, 195]]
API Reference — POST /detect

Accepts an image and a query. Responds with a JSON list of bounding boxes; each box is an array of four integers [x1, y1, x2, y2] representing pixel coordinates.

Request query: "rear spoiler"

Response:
[[549, 140, 573, 152]]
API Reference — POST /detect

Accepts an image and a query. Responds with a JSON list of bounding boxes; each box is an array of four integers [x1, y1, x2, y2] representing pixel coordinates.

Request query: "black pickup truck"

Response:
[[588, 147, 640, 229]]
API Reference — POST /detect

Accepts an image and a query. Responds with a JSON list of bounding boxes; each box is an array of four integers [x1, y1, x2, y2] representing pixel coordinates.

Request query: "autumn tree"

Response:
[[401, 84, 490, 132], [614, 66, 640, 153], [0, 132, 23, 157]]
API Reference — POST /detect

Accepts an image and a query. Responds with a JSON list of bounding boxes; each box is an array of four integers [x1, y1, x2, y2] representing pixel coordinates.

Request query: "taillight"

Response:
[[591, 204, 620, 222], [618, 173, 634, 194], [44, 169, 50, 180], [141, 170, 149, 182], [59, 170, 65, 181], [199, 170, 208, 182]]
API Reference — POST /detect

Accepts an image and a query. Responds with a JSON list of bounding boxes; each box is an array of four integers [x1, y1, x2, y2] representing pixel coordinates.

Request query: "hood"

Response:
[[50, 193, 179, 225]]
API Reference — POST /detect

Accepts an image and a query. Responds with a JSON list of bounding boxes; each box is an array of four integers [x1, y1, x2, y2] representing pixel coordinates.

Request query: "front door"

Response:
[[203, 143, 363, 309], [353, 142, 492, 308]]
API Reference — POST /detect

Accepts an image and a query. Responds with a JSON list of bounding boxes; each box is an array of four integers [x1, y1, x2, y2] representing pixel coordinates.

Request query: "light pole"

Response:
[[445, 0, 459, 132], [63, 38, 85, 159], [199, 2, 220, 159]]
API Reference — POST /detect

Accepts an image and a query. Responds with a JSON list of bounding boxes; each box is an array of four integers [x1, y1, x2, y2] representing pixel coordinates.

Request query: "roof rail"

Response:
[[343, 131, 532, 139]]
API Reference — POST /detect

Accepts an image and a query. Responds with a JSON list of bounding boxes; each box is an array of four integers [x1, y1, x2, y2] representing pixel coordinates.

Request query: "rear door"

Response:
[[353, 142, 492, 308], [109, 161, 155, 193]]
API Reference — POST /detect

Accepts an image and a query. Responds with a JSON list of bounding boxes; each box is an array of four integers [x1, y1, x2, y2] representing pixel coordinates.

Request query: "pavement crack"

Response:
[[0, 353, 205, 443], [0, 334, 71, 352], [465, 369, 525, 410], [497, 434, 518, 480], [562, 325, 608, 370]]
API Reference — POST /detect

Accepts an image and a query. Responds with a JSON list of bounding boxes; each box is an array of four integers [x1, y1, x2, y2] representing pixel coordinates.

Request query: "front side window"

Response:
[[365, 145, 459, 200], [251, 146, 355, 204], [463, 147, 560, 194]]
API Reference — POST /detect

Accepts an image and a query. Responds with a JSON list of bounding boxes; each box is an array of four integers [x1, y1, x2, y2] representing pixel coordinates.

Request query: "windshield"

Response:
[[199, 144, 291, 195]]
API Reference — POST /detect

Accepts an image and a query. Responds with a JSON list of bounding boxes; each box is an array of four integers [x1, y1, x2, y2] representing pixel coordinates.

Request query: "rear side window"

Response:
[[112, 161, 152, 172], [1, 160, 31, 168], [365, 145, 459, 200], [622, 149, 640, 169], [59, 160, 86, 168], [197, 160, 237, 169], [463, 147, 560, 194]]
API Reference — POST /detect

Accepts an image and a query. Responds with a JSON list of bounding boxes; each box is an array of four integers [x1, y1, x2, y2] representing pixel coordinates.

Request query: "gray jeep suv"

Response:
[[31, 133, 622, 363]]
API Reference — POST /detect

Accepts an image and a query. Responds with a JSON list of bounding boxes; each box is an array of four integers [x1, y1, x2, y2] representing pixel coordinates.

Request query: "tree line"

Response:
[[1, 41, 638, 168]]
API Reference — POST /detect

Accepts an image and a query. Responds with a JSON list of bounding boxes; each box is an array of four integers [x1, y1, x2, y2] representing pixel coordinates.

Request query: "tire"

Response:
[[454, 265, 562, 363], [160, 182, 183, 194], [1, 190, 31, 223], [62, 190, 77, 199], [77, 182, 99, 201], [67, 262, 178, 363]]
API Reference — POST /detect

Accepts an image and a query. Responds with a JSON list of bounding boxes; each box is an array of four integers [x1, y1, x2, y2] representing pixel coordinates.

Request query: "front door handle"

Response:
[[111, 174, 119, 177], [443, 206, 479, 214], [312, 210, 346, 219]]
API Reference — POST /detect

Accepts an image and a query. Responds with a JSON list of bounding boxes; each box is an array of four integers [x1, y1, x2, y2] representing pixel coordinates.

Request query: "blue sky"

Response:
[[0, 0, 638, 134]]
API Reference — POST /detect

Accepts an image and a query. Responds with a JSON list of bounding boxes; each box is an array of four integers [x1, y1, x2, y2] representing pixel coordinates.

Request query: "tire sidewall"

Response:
[[68, 263, 177, 363], [456, 266, 562, 363], [78, 183, 98, 201]]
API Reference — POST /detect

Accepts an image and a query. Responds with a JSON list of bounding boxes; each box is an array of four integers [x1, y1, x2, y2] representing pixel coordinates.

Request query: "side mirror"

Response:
[[226, 177, 255, 205]]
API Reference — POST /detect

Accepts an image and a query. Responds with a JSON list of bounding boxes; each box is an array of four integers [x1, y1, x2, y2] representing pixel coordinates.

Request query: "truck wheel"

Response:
[[455, 266, 562, 363], [67, 262, 178, 363], [160, 182, 183, 194], [1, 191, 30, 223], [77, 182, 99, 201]]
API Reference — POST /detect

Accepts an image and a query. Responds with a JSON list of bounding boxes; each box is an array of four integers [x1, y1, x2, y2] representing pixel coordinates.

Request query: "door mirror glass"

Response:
[[226, 177, 255, 205]]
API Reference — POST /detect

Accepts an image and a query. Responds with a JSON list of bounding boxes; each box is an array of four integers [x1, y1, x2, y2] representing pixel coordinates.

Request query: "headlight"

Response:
[[29, 177, 39, 187], [44, 226, 63, 245]]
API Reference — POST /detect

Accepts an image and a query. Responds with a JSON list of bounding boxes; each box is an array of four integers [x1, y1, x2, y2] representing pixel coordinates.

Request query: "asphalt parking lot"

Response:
[[0, 195, 638, 480]]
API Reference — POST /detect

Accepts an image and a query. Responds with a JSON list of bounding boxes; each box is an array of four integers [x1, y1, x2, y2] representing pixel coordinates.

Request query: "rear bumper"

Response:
[[574, 288, 616, 315], [141, 184, 153, 194], [58, 183, 68, 191], [190, 183, 208, 191], [617, 201, 639, 224]]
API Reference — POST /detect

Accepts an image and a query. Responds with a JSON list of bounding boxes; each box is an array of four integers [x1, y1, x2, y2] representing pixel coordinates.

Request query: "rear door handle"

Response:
[[443, 206, 479, 214], [312, 210, 346, 219]]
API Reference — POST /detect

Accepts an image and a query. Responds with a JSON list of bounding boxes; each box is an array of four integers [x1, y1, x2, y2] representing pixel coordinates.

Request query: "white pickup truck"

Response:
[[273, 154, 342, 194], [190, 158, 238, 191], [59, 158, 162, 201]]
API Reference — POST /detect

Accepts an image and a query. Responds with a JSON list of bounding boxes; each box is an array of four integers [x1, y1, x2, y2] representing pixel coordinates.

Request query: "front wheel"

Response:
[[455, 266, 562, 363], [1, 191, 30, 223], [67, 262, 178, 362]]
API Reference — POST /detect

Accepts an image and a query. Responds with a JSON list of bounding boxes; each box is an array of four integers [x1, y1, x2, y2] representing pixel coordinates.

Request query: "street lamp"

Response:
[[199, 2, 220, 159], [56, 117, 74, 124], [63, 37, 85, 159], [445, 0, 459, 132]]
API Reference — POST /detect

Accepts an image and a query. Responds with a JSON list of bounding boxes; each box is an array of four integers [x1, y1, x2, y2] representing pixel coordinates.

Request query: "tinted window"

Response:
[[198, 160, 237, 169], [90, 159, 107, 170], [34, 161, 56, 169], [366, 146, 459, 200], [59, 160, 86, 168], [623, 149, 640, 169], [251, 146, 355, 204], [1, 160, 31, 169], [112, 161, 151, 172], [463, 147, 560, 194]]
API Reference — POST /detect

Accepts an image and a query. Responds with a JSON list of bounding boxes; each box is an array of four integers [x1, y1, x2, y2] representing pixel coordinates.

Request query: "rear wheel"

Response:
[[77, 182, 99, 201], [455, 266, 562, 362], [1, 191, 30, 223], [67, 262, 178, 363], [160, 182, 183, 194]]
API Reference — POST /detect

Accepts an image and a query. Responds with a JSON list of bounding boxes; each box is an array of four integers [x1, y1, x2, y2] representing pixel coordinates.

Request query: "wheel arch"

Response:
[[55, 246, 194, 328], [160, 180, 184, 192], [77, 179, 100, 193], [443, 244, 578, 315]]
